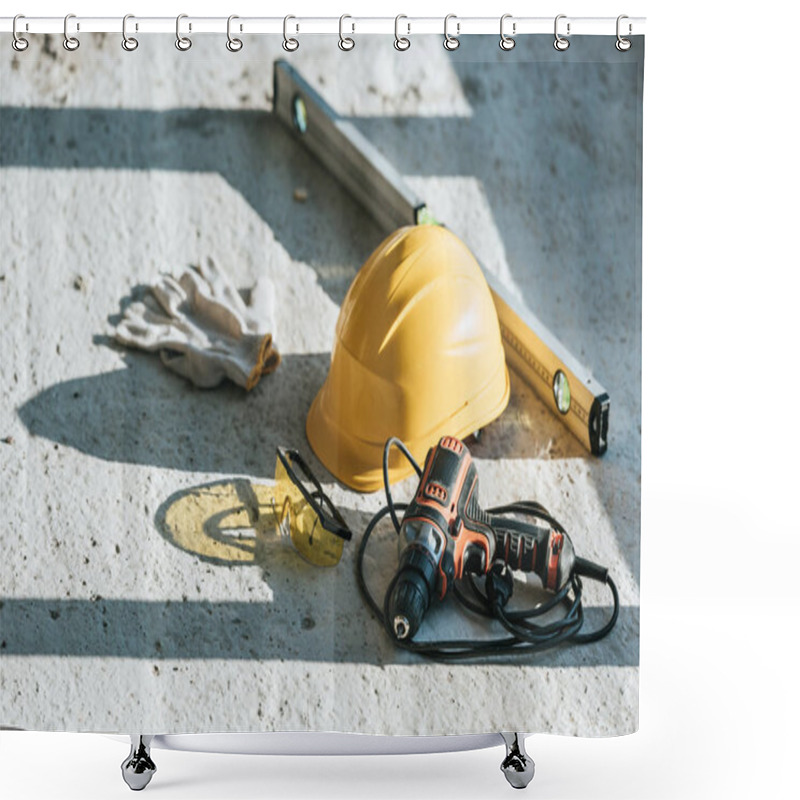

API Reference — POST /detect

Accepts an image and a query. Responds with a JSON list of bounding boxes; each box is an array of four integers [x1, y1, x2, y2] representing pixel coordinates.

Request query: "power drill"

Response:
[[386, 436, 609, 641]]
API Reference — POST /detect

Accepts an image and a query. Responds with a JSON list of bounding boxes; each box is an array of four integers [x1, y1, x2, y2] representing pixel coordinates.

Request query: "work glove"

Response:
[[114, 257, 280, 390]]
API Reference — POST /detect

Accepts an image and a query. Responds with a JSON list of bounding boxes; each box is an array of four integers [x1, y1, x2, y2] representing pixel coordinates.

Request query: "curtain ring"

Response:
[[615, 15, 632, 51], [338, 14, 355, 51], [499, 14, 515, 51], [175, 14, 192, 51], [12, 15, 29, 52], [122, 14, 138, 51], [443, 14, 460, 51], [63, 13, 80, 51], [226, 15, 243, 52], [394, 15, 410, 51], [553, 14, 570, 51], [283, 15, 299, 52]]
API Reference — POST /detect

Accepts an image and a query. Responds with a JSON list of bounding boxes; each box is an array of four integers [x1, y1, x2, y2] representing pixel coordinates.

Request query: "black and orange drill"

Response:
[[386, 436, 608, 641]]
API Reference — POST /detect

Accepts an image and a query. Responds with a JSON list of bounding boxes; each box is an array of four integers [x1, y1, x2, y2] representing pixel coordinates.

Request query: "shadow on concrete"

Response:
[[0, 595, 638, 666], [154, 478, 273, 568], [0, 596, 403, 665], [0, 105, 383, 308], [16, 348, 588, 479], [17, 351, 329, 478]]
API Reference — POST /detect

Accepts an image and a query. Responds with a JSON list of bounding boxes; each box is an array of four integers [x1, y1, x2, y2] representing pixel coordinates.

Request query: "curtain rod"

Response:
[[1, 16, 645, 37]]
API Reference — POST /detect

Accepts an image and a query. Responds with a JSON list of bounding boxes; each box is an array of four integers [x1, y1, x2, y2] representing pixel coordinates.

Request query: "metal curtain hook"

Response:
[[12, 14, 29, 52], [443, 14, 460, 51], [338, 14, 355, 51], [283, 15, 299, 52], [499, 14, 515, 51], [227, 15, 243, 52], [122, 14, 138, 51], [394, 14, 410, 51], [175, 14, 192, 50], [616, 14, 632, 51], [63, 13, 80, 51], [554, 14, 570, 51]]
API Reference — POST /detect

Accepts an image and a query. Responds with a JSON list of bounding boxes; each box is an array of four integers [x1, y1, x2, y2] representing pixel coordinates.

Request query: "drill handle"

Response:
[[490, 516, 576, 592]]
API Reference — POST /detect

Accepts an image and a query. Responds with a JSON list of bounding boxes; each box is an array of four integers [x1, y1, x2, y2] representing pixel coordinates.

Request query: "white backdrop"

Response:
[[2, 1, 798, 798]]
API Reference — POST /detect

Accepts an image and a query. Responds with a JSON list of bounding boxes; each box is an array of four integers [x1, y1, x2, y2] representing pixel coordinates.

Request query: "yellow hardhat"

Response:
[[306, 225, 510, 492]]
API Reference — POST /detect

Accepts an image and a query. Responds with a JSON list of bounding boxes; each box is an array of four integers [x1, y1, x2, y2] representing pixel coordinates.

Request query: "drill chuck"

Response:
[[386, 534, 440, 640], [388, 570, 430, 640]]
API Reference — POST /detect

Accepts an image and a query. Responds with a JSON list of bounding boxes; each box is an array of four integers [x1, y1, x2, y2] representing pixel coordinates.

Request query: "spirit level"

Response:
[[274, 60, 609, 456]]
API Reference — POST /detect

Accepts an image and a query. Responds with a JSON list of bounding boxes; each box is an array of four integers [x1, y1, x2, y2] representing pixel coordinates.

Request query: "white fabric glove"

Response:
[[114, 257, 280, 390]]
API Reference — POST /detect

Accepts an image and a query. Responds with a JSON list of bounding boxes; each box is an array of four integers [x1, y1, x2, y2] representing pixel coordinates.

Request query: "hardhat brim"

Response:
[[306, 363, 510, 493]]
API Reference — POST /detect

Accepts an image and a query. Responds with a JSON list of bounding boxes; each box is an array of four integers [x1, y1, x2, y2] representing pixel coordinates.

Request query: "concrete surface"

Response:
[[0, 33, 642, 735]]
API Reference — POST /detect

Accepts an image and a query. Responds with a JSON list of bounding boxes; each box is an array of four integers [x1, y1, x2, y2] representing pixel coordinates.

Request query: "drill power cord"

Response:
[[355, 437, 620, 660]]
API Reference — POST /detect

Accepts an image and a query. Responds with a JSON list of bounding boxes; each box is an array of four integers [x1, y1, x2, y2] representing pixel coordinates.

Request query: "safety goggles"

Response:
[[272, 447, 352, 567]]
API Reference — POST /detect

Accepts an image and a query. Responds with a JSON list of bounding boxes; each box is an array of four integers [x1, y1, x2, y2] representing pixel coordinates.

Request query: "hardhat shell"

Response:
[[306, 225, 510, 492]]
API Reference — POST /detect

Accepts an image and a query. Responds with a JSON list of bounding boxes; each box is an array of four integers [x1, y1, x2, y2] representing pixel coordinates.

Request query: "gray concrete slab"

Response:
[[1, 33, 642, 736]]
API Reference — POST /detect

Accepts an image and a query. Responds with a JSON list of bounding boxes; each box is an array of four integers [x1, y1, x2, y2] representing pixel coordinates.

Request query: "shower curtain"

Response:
[[0, 28, 643, 738]]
